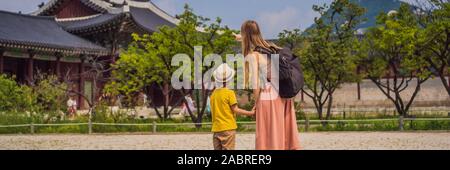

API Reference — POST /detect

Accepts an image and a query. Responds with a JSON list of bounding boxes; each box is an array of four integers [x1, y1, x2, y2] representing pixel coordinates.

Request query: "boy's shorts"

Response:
[[213, 130, 236, 150]]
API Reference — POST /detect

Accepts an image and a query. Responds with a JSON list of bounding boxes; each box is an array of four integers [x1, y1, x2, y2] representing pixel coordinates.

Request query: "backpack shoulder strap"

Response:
[[254, 46, 276, 55]]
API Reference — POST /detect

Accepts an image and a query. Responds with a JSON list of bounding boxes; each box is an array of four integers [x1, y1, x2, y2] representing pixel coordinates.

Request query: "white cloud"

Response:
[[256, 6, 319, 39], [152, 0, 178, 15]]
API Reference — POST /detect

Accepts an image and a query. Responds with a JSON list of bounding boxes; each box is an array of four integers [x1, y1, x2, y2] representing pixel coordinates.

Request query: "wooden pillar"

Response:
[[111, 34, 119, 64], [0, 49, 4, 73], [55, 53, 62, 79], [27, 51, 35, 84], [301, 90, 304, 102], [78, 56, 85, 109]]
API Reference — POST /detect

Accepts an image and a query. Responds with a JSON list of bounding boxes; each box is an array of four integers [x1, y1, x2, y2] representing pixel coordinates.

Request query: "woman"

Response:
[[238, 20, 301, 150], [179, 93, 196, 116], [66, 95, 77, 119]]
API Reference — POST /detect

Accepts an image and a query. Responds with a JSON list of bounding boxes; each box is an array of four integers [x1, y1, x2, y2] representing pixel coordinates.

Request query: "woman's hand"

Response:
[[251, 106, 257, 119], [232, 32, 242, 42]]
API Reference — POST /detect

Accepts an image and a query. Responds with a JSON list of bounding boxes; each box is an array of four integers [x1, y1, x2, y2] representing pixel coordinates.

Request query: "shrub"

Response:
[[0, 74, 35, 112], [32, 74, 67, 111]]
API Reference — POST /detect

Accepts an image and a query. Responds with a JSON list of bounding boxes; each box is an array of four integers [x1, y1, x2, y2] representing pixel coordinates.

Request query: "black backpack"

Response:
[[254, 46, 304, 98]]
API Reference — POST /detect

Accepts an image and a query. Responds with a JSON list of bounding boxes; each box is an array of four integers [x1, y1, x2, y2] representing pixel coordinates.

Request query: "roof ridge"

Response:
[[31, 0, 59, 15], [105, 0, 177, 22], [32, 0, 112, 16], [126, 0, 179, 25], [0, 10, 55, 20], [148, 0, 175, 19], [56, 14, 103, 22]]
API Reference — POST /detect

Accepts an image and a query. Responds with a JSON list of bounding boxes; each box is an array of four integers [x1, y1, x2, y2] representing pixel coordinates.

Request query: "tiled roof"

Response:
[[0, 11, 108, 55], [58, 13, 125, 32], [34, 0, 179, 30], [129, 6, 176, 32]]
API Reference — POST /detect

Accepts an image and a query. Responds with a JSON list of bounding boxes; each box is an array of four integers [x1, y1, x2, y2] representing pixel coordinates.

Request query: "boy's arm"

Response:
[[231, 104, 255, 116]]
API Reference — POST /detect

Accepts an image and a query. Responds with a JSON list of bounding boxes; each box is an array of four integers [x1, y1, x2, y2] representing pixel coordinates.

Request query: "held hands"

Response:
[[232, 105, 255, 116], [245, 106, 256, 117], [243, 106, 256, 116], [250, 107, 256, 115], [250, 106, 256, 118]]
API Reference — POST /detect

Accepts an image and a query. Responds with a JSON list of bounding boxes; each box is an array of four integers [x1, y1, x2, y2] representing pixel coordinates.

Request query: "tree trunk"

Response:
[[438, 73, 450, 97], [162, 82, 170, 120], [147, 86, 163, 119], [311, 98, 323, 120], [192, 88, 212, 128], [325, 94, 333, 120], [315, 101, 324, 126]]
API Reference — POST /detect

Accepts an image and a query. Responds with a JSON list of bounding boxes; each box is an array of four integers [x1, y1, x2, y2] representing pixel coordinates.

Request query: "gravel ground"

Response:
[[0, 132, 449, 150]]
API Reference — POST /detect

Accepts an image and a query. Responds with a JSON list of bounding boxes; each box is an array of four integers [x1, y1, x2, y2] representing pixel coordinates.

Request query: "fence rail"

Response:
[[1, 117, 449, 134], [300, 107, 450, 114]]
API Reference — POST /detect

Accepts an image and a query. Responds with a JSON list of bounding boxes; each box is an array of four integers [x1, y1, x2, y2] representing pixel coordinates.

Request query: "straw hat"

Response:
[[213, 63, 235, 83]]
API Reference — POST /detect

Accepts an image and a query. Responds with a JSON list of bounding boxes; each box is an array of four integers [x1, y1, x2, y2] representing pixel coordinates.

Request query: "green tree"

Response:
[[106, 31, 178, 119], [0, 73, 67, 123], [108, 5, 236, 125], [30, 73, 68, 123], [360, 4, 431, 117], [415, 0, 450, 96], [277, 29, 304, 51], [300, 0, 366, 121], [0, 74, 35, 112], [32, 74, 67, 112]]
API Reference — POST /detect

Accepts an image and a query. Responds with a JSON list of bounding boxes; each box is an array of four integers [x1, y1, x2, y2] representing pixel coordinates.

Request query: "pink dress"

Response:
[[256, 83, 301, 150]]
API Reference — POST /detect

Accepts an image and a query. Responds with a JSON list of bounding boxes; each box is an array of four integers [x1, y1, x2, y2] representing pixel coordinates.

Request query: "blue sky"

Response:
[[151, 0, 333, 39], [0, 0, 416, 39]]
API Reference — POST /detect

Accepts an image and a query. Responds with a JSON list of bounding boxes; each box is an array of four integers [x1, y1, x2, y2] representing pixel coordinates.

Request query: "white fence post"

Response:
[[152, 121, 157, 133], [30, 123, 34, 134], [88, 119, 92, 134], [88, 109, 93, 134], [305, 117, 310, 132], [399, 116, 404, 131]]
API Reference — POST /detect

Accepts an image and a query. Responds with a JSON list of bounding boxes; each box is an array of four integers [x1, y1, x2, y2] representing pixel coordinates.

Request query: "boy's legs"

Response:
[[213, 130, 236, 150], [213, 133, 222, 150]]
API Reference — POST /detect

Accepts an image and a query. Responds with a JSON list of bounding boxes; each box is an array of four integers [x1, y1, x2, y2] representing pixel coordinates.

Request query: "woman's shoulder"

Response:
[[246, 51, 264, 61], [250, 51, 263, 56]]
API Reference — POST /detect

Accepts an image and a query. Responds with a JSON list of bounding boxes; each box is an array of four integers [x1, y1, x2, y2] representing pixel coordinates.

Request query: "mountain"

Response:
[[306, 0, 405, 32], [354, 0, 403, 29]]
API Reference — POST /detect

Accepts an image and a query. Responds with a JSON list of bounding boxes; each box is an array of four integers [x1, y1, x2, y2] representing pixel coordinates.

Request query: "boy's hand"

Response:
[[232, 104, 255, 116]]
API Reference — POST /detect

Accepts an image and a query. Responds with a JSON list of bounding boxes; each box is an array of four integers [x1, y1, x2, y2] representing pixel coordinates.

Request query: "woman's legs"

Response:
[[256, 84, 300, 150], [283, 99, 301, 150]]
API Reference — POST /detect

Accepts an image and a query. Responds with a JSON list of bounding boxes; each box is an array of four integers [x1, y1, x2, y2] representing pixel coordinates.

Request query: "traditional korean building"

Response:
[[0, 0, 178, 109]]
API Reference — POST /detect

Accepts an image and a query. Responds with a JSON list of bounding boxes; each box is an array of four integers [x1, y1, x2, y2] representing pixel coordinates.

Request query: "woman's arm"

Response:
[[250, 52, 261, 107]]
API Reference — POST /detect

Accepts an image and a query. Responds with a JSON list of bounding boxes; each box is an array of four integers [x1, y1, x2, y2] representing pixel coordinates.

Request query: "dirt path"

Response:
[[1, 132, 449, 150]]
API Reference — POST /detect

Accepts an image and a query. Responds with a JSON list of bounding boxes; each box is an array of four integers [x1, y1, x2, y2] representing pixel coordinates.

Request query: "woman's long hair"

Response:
[[240, 20, 281, 56], [241, 20, 281, 89]]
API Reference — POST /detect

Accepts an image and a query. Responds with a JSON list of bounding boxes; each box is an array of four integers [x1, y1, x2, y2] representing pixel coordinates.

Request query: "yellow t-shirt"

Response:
[[210, 88, 238, 132]]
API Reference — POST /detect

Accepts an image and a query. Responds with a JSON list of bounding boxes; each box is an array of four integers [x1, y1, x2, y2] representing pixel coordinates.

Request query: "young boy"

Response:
[[210, 63, 255, 150]]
